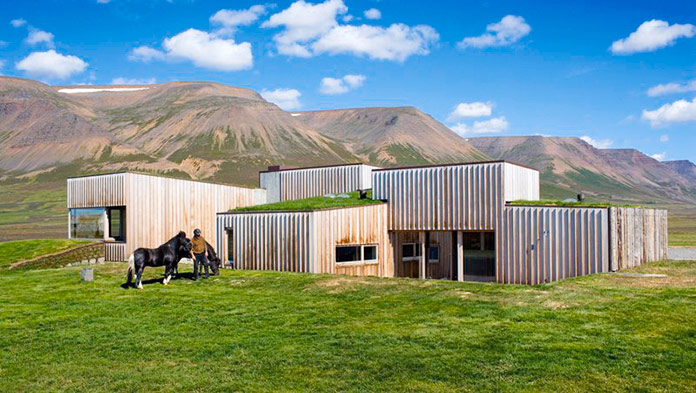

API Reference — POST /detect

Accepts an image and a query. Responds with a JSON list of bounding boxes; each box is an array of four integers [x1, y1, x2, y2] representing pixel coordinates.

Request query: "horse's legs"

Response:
[[163, 265, 172, 285], [135, 266, 144, 289]]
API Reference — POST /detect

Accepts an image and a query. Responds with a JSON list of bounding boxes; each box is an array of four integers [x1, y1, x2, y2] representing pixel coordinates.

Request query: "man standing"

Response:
[[190, 228, 208, 280]]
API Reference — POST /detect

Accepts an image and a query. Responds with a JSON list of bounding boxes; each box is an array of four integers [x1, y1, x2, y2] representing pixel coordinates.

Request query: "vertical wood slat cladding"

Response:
[[260, 164, 379, 202], [68, 172, 265, 260], [67, 173, 126, 208], [503, 163, 540, 202], [372, 163, 505, 231], [104, 243, 127, 262], [609, 207, 668, 270], [217, 204, 390, 277], [499, 206, 609, 285]]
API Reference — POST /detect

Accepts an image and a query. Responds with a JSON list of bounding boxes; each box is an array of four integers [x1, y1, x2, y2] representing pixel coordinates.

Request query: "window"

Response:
[[336, 245, 379, 264], [107, 207, 125, 241], [226, 229, 234, 266], [70, 208, 105, 240], [336, 246, 361, 263], [363, 245, 377, 261], [428, 245, 439, 262], [402, 243, 422, 260]]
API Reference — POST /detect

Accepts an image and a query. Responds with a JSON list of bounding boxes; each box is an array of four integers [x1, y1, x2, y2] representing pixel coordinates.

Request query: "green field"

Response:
[[1, 241, 694, 392]]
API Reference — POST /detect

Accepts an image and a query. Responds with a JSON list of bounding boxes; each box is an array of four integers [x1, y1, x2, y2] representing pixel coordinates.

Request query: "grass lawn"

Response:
[[232, 191, 382, 212], [0, 251, 694, 392], [0, 239, 92, 269]]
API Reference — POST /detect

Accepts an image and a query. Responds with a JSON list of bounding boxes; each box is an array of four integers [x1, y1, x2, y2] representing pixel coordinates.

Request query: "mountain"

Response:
[[0, 77, 357, 185], [468, 136, 696, 204], [663, 160, 696, 184], [295, 107, 488, 165]]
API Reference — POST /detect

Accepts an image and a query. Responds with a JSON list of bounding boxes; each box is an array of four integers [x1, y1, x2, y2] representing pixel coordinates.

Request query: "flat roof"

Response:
[[66, 171, 261, 190], [372, 160, 539, 172], [258, 162, 379, 174], [219, 191, 385, 214]]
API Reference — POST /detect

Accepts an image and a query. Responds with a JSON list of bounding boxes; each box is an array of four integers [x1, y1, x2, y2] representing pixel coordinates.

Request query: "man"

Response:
[[190, 228, 209, 280]]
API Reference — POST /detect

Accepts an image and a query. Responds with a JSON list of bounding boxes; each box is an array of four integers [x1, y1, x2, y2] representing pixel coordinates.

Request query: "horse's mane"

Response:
[[166, 231, 187, 245]]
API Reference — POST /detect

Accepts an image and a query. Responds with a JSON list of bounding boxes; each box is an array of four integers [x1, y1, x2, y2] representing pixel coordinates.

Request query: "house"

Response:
[[68, 161, 668, 284], [67, 172, 265, 261]]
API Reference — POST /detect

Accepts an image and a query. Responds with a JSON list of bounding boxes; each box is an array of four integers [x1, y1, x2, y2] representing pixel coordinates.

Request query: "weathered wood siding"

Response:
[[313, 204, 392, 277], [260, 164, 379, 203], [500, 206, 609, 285], [372, 162, 505, 231], [68, 172, 265, 259], [503, 163, 539, 202], [67, 173, 126, 208], [609, 207, 668, 270], [104, 242, 127, 262], [217, 204, 391, 277]]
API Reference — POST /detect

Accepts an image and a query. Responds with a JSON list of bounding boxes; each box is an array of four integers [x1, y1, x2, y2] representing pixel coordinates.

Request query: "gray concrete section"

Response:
[[668, 247, 696, 261]]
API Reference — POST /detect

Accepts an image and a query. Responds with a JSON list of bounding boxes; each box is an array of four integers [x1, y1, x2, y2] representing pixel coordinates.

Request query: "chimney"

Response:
[[577, 193, 585, 202], [267, 165, 295, 172]]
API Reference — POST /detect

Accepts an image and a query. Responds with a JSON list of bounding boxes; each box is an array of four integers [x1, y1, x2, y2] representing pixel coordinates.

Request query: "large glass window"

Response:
[[70, 208, 105, 240]]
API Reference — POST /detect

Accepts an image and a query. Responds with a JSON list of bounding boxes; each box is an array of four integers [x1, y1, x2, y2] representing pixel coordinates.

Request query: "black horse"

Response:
[[126, 231, 192, 289]]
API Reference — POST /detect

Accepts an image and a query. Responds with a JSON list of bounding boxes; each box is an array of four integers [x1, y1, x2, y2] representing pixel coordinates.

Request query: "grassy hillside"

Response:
[[0, 239, 91, 269], [0, 258, 694, 392]]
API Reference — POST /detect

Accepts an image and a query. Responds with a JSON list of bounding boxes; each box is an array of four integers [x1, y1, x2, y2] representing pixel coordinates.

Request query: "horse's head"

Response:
[[209, 256, 221, 276]]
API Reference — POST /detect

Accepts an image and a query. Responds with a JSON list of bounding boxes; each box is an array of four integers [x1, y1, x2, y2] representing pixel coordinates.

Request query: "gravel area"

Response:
[[668, 247, 696, 261]]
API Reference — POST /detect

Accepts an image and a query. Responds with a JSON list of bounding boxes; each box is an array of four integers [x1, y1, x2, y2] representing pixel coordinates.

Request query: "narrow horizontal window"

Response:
[[336, 246, 361, 263]]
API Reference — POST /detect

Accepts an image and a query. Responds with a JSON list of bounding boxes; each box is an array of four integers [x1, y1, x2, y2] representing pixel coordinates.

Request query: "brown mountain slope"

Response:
[[663, 160, 696, 183], [296, 107, 489, 165], [469, 136, 696, 204]]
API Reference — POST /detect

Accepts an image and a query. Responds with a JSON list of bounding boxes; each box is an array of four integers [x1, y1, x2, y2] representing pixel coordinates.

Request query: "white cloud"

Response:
[[342, 14, 354, 22], [611, 20, 696, 55], [458, 15, 530, 49], [451, 117, 509, 135], [210, 5, 268, 36], [447, 102, 493, 121], [364, 8, 381, 20], [313, 23, 438, 61], [10, 18, 26, 28], [263, 0, 437, 61], [97, 0, 111, 3], [580, 135, 613, 149], [128, 46, 166, 62], [261, 88, 302, 110], [26, 28, 54, 47], [16, 50, 88, 79], [660, 134, 669, 143], [642, 98, 696, 127], [647, 80, 696, 97], [319, 74, 365, 94], [650, 152, 666, 161], [262, 0, 347, 57], [111, 77, 156, 85], [129, 29, 253, 71]]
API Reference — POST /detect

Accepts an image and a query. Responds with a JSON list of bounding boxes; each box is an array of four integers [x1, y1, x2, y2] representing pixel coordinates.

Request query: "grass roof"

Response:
[[507, 200, 640, 208], [232, 190, 383, 213]]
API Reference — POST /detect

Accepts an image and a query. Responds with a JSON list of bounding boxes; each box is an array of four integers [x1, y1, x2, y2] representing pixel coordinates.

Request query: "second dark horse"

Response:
[[126, 231, 192, 289]]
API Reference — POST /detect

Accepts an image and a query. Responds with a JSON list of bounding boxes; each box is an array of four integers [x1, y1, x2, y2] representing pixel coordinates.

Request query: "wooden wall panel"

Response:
[[499, 206, 609, 285], [609, 207, 668, 270], [67, 173, 126, 208], [313, 204, 392, 277], [503, 163, 540, 202], [104, 242, 127, 262], [372, 163, 506, 231]]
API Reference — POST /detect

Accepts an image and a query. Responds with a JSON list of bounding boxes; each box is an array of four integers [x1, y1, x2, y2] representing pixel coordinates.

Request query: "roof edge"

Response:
[[372, 160, 539, 172]]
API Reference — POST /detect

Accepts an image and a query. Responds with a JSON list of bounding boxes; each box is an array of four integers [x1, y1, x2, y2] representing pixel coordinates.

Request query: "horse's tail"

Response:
[[126, 254, 134, 285]]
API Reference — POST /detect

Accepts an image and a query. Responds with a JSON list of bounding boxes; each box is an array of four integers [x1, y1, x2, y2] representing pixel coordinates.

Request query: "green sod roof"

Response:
[[232, 190, 384, 213], [507, 200, 641, 208]]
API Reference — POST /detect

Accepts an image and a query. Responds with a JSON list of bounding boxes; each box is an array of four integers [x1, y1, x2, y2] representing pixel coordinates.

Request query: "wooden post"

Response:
[[457, 231, 464, 282], [419, 231, 426, 279]]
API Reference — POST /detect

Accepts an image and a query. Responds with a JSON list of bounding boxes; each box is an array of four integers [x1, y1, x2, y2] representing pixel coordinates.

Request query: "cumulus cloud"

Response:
[[458, 15, 530, 49], [111, 77, 156, 85], [364, 8, 381, 20], [660, 134, 669, 143], [451, 117, 509, 135], [261, 88, 302, 110], [611, 20, 696, 55], [580, 135, 613, 149], [642, 98, 696, 127], [447, 102, 493, 121], [210, 4, 268, 36], [650, 152, 666, 161], [16, 50, 88, 79], [262, 0, 438, 61], [10, 18, 26, 28], [319, 74, 365, 94], [129, 29, 253, 71], [26, 28, 54, 47], [647, 80, 696, 97]]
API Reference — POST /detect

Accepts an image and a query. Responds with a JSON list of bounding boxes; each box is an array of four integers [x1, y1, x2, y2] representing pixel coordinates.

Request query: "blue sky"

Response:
[[1, 0, 695, 162]]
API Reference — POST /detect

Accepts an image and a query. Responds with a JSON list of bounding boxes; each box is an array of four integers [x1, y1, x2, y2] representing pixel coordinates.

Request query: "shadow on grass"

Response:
[[119, 271, 213, 289]]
